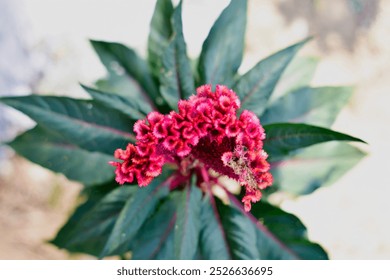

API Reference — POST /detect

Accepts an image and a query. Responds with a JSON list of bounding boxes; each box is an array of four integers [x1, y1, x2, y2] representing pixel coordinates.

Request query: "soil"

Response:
[[0, 156, 82, 259]]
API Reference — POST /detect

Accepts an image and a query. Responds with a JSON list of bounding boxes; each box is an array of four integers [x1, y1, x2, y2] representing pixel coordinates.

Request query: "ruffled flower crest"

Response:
[[110, 84, 272, 211]]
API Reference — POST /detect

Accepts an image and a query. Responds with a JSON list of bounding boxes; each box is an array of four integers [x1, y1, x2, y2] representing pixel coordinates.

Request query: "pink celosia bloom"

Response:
[[109, 84, 273, 211]]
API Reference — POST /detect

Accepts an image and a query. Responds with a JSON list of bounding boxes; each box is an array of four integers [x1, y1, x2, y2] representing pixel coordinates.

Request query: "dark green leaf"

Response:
[[235, 38, 310, 116], [216, 198, 260, 259], [251, 201, 328, 259], [261, 86, 353, 127], [132, 194, 177, 260], [160, 1, 195, 109], [206, 193, 324, 260], [100, 171, 173, 257], [271, 56, 319, 101], [81, 84, 145, 119], [0, 95, 135, 155], [263, 123, 365, 158], [173, 181, 202, 259], [9, 126, 114, 186], [199, 194, 230, 259], [91, 40, 159, 111], [81, 181, 119, 200], [94, 73, 153, 114], [220, 194, 302, 259], [198, 0, 247, 87], [52, 186, 136, 257], [148, 0, 174, 78], [270, 142, 366, 195]]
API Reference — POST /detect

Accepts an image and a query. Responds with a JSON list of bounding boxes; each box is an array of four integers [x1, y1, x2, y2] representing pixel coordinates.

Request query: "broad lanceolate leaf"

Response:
[[263, 123, 365, 159], [199, 194, 230, 259], [131, 195, 177, 260], [100, 171, 173, 257], [9, 126, 114, 186], [220, 194, 327, 259], [198, 0, 247, 87], [271, 56, 319, 101], [81, 84, 145, 119], [95, 74, 153, 114], [91, 40, 159, 111], [148, 0, 174, 78], [0, 95, 135, 155], [52, 186, 136, 257], [216, 198, 261, 259], [173, 181, 202, 259], [270, 142, 366, 195], [261, 86, 353, 127], [234, 38, 310, 116], [159, 1, 195, 109], [250, 201, 328, 259]]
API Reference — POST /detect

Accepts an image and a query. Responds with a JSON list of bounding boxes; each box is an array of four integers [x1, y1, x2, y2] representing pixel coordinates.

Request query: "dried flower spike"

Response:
[[110, 84, 272, 211]]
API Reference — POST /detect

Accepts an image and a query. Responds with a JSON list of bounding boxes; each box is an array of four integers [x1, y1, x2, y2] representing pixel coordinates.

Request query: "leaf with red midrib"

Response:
[[0, 95, 136, 155], [263, 123, 365, 159], [100, 173, 173, 258], [131, 197, 177, 260], [221, 193, 328, 259], [173, 182, 202, 259]]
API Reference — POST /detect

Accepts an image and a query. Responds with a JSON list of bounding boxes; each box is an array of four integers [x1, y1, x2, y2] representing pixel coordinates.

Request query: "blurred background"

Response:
[[0, 0, 389, 259]]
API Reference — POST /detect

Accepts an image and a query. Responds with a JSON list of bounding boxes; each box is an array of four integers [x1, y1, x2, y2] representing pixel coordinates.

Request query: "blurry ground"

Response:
[[0, 0, 389, 259], [0, 158, 81, 259]]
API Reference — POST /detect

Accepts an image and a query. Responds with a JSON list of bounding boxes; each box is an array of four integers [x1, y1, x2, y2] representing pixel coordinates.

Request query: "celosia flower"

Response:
[[110, 84, 272, 211]]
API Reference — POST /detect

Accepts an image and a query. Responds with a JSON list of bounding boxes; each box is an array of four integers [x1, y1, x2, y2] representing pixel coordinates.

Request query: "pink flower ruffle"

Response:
[[110, 84, 273, 211]]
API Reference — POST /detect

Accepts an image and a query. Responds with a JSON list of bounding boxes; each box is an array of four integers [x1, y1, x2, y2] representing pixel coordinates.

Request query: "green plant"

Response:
[[0, 0, 365, 259]]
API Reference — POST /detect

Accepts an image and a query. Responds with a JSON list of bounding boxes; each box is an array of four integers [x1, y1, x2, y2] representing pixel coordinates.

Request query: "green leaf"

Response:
[[159, 1, 195, 109], [0, 95, 135, 155], [91, 40, 159, 111], [81, 180, 119, 200], [271, 56, 319, 101], [263, 123, 365, 159], [8, 126, 114, 186], [94, 74, 153, 114], [251, 201, 328, 259], [270, 142, 366, 195], [235, 38, 310, 116], [173, 181, 202, 259], [261, 86, 353, 127], [132, 194, 177, 260], [81, 84, 146, 119], [199, 194, 230, 259], [52, 186, 136, 257], [198, 0, 247, 87], [100, 172, 173, 257], [148, 0, 174, 78], [220, 194, 324, 259], [216, 198, 260, 259]]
